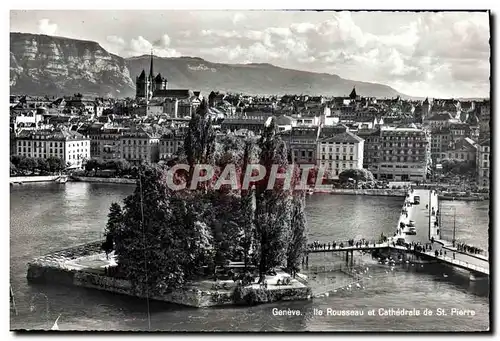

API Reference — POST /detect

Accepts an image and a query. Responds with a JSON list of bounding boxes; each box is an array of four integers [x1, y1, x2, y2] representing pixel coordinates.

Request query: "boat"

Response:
[[55, 176, 68, 184], [307, 188, 314, 196]]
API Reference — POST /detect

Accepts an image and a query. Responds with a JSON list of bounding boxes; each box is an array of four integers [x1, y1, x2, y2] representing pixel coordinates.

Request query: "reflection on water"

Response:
[[10, 183, 490, 331]]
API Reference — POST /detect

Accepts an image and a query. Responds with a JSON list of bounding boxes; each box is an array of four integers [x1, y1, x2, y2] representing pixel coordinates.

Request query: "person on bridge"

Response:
[[431, 237, 434, 244], [453, 252, 456, 259], [439, 250, 443, 256], [444, 251, 447, 256], [435, 250, 439, 257]]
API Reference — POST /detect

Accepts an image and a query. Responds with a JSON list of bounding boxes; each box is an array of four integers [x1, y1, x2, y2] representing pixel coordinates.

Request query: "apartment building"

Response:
[[15, 128, 90, 168], [159, 131, 185, 160], [446, 137, 477, 162], [477, 138, 490, 189], [120, 128, 160, 164], [282, 126, 320, 164], [87, 127, 128, 162], [317, 129, 364, 176], [356, 128, 380, 175], [374, 125, 431, 181]]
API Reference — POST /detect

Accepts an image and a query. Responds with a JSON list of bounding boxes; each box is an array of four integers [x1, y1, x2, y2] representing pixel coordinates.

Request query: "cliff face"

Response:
[[10, 32, 135, 97]]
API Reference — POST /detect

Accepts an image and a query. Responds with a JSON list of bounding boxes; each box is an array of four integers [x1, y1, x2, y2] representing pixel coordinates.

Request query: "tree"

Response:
[[10, 155, 23, 168], [254, 118, 292, 282], [441, 158, 476, 176], [286, 193, 307, 278], [105, 202, 123, 239], [183, 99, 216, 173], [115, 160, 131, 176], [240, 138, 257, 270], [19, 157, 38, 175], [36, 158, 49, 175], [111, 166, 216, 296], [339, 168, 374, 186], [10, 162, 17, 176], [47, 156, 65, 173]]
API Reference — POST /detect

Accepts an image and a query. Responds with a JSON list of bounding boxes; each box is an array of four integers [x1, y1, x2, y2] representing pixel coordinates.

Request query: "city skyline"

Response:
[[10, 10, 490, 99]]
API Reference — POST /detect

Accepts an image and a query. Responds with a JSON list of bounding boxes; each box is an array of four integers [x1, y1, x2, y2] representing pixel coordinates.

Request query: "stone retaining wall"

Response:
[[27, 242, 312, 308], [10, 175, 59, 183], [71, 176, 136, 184], [328, 189, 407, 197]]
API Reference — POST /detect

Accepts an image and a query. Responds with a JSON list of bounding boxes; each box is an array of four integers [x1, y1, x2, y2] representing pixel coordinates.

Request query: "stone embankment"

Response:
[[325, 188, 407, 197], [27, 242, 311, 308], [71, 176, 136, 184], [10, 175, 60, 183]]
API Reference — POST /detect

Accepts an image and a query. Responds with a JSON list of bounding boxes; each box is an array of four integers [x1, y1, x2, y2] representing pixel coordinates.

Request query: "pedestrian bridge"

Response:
[[306, 242, 489, 276], [306, 188, 489, 278]]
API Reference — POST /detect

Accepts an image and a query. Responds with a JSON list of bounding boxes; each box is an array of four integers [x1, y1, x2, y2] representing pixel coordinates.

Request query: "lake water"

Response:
[[10, 182, 490, 331]]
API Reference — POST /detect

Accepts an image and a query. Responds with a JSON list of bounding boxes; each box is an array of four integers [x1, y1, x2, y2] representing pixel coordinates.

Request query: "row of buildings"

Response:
[[12, 115, 489, 188], [10, 57, 491, 188]]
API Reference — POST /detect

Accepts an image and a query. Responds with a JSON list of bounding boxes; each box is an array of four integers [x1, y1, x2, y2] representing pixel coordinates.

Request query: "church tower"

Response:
[[147, 51, 154, 101], [422, 97, 431, 120], [136, 70, 147, 99]]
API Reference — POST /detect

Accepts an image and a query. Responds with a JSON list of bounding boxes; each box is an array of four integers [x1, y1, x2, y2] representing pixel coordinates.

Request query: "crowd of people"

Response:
[[456, 243, 485, 255], [308, 239, 375, 251]]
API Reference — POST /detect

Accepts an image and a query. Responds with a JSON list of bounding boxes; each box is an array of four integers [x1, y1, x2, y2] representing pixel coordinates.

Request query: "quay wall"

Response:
[[71, 176, 136, 184], [10, 175, 59, 183], [27, 242, 311, 308], [326, 189, 407, 197]]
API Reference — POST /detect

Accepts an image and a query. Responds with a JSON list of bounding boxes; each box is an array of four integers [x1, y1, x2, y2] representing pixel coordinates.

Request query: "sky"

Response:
[[10, 10, 490, 98]]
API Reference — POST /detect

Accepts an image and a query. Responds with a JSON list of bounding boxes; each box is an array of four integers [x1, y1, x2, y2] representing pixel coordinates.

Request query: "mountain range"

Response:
[[10, 32, 406, 99]]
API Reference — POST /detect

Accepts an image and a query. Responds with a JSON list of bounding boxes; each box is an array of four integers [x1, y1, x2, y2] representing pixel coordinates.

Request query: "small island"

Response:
[[27, 100, 312, 307]]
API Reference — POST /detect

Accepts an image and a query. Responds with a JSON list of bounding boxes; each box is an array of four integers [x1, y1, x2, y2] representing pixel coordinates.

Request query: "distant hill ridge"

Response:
[[10, 32, 406, 98]]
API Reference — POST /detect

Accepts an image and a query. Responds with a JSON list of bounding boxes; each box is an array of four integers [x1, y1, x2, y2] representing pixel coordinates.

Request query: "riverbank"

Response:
[[10, 175, 60, 184], [71, 176, 136, 184], [315, 188, 406, 197], [27, 242, 312, 308], [439, 196, 486, 202]]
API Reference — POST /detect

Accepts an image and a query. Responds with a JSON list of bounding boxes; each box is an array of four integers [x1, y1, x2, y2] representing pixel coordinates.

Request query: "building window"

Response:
[[350, 156, 353, 161], [483, 161, 488, 168]]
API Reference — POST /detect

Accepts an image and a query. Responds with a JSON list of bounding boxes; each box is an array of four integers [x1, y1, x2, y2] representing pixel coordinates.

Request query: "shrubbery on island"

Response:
[[102, 99, 309, 297]]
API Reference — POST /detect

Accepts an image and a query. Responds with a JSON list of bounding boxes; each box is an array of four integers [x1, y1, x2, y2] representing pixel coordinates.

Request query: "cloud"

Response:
[[93, 11, 489, 97], [232, 13, 245, 25], [37, 19, 57, 35], [241, 11, 487, 97], [105, 34, 180, 58]]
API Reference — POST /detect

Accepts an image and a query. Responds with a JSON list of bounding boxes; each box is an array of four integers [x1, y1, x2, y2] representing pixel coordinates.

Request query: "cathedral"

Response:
[[135, 52, 168, 101]]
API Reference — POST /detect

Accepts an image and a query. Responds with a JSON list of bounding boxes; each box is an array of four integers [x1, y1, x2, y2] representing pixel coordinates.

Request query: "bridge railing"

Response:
[[440, 256, 489, 274], [422, 252, 489, 274], [307, 240, 384, 251]]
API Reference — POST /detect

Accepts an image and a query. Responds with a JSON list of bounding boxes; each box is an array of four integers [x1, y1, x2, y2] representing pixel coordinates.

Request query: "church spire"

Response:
[[149, 50, 154, 79], [349, 86, 357, 100]]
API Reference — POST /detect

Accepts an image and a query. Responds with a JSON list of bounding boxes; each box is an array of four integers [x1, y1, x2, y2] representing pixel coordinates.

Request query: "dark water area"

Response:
[[10, 183, 490, 331]]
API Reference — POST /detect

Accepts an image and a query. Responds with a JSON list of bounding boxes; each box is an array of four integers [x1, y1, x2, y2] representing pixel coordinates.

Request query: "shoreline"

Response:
[[71, 176, 136, 184], [312, 188, 407, 197], [26, 242, 312, 308]]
